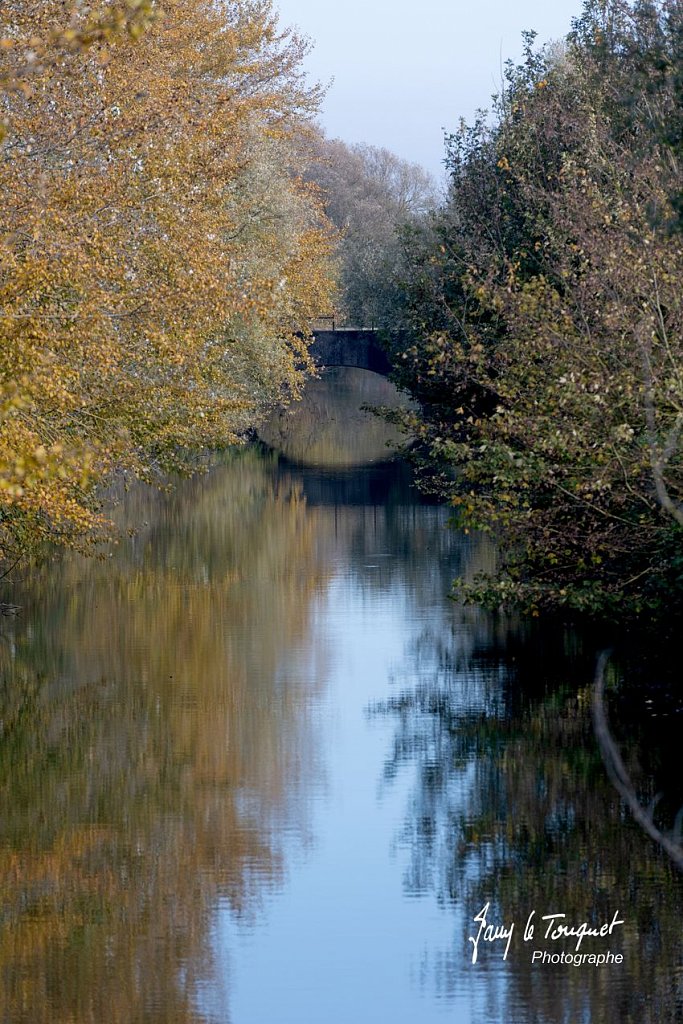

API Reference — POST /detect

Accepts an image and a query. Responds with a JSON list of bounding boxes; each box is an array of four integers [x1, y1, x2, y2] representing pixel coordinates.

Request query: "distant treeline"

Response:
[[386, 0, 683, 618]]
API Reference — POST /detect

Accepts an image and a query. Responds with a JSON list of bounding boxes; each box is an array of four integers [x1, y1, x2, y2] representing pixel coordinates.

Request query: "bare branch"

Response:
[[592, 650, 683, 873]]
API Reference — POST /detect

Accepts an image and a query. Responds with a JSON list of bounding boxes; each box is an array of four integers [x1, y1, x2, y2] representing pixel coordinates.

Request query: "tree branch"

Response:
[[592, 650, 683, 872]]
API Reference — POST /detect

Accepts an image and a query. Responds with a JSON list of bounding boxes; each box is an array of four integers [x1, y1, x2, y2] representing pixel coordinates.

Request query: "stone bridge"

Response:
[[309, 329, 392, 377]]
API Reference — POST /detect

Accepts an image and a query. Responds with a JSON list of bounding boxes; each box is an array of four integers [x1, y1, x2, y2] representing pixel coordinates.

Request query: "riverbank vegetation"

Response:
[[389, 0, 683, 618], [0, 0, 336, 564]]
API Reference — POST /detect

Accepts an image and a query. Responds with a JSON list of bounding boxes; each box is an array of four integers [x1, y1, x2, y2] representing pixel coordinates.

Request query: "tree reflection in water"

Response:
[[372, 621, 683, 1023], [0, 449, 329, 1024], [0, 446, 680, 1024]]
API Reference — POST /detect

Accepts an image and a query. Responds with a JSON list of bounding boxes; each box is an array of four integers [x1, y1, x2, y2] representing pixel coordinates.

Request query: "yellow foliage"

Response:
[[0, 0, 336, 559]]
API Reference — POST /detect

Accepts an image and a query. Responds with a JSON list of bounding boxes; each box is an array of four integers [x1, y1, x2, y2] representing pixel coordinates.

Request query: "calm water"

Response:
[[1, 404, 682, 1021]]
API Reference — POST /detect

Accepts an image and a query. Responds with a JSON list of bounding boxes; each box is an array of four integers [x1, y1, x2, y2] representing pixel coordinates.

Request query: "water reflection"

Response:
[[374, 622, 683, 1022], [0, 448, 680, 1024], [0, 450, 330, 1023], [257, 366, 414, 467]]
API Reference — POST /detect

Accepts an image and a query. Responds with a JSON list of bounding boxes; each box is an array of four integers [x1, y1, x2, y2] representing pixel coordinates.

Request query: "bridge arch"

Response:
[[309, 329, 392, 377]]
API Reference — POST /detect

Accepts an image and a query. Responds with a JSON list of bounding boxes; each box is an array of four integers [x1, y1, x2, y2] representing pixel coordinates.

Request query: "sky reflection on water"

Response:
[[0, 441, 681, 1024]]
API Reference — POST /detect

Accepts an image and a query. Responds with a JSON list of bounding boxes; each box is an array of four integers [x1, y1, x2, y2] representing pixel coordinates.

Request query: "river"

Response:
[[0, 372, 681, 1023]]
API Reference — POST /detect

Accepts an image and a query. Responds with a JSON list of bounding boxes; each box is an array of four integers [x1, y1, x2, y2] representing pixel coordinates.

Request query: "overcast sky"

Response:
[[275, 0, 585, 182]]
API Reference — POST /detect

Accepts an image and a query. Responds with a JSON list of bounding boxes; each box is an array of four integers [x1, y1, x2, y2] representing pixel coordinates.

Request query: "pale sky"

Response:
[[274, 0, 585, 182]]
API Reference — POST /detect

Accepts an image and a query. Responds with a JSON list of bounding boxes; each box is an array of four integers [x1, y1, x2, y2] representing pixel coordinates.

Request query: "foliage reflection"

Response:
[[374, 622, 683, 1023]]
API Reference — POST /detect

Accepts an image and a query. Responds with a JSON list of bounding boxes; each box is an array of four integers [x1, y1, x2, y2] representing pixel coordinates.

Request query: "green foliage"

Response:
[[393, 0, 683, 618]]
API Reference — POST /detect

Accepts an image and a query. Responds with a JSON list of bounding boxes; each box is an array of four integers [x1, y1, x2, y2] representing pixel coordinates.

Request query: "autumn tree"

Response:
[[0, 0, 336, 562]]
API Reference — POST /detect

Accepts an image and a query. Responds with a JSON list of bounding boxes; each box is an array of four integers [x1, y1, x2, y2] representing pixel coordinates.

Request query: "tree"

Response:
[[0, 0, 336, 562], [393, 0, 683, 616], [305, 136, 437, 327]]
